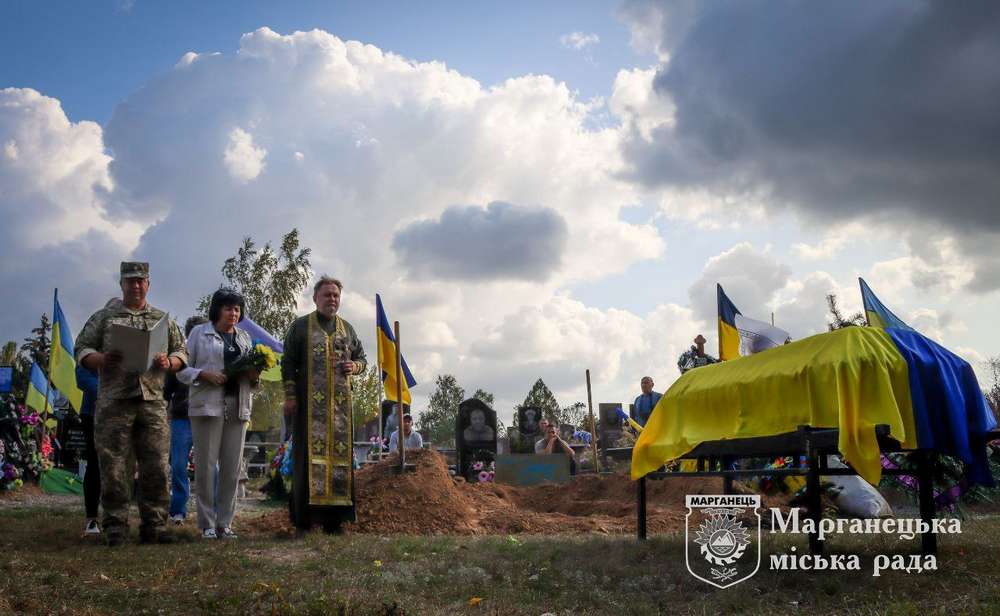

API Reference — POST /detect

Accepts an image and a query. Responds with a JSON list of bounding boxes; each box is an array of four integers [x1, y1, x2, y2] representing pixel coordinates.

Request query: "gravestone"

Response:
[[559, 423, 576, 443], [381, 400, 410, 441], [495, 454, 571, 486], [455, 398, 497, 482], [599, 403, 624, 450], [513, 405, 543, 453]]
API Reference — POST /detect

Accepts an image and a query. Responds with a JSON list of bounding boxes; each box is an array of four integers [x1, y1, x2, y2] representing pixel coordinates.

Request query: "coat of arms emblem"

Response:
[[685, 494, 761, 588]]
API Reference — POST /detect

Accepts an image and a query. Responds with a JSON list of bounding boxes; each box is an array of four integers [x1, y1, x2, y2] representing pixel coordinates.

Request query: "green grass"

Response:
[[2, 508, 1000, 615]]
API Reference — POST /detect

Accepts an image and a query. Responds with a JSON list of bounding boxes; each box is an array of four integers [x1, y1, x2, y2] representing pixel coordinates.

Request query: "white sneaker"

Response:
[[84, 519, 101, 535], [217, 527, 237, 540], [169, 514, 185, 525], [201, 528, 218, 539]]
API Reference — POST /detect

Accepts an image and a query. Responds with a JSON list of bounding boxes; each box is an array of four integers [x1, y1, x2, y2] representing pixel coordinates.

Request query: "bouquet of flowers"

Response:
[[472, 460, 496, 483], [572, 430, 593, 445], [225, 342, 278, 379]]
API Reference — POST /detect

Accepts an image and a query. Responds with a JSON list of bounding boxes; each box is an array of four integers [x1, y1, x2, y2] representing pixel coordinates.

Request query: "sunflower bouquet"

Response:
[[225, 342, 278, 379]]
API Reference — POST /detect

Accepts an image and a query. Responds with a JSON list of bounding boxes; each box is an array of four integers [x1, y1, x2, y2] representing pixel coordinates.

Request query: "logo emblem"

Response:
[[685, 495, 761, 588]]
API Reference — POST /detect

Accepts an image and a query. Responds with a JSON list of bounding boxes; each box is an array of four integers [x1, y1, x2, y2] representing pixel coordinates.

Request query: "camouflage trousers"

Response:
[[95, 397, 170, 531]]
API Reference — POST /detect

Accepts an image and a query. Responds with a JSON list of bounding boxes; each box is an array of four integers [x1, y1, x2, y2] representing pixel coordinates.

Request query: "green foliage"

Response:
[[826, 293, 865, 330], [351, 364, 382, 436], [517, 378, 561, 426], [471, 388, 494, 408], [197, 229, 312, 337], [417, 374, 465, 447], [1, 341, 17, 365], [20, 313, 51, 367]]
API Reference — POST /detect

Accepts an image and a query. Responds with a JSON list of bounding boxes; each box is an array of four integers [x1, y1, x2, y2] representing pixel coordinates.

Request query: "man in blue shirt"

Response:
[[632, 376, 662, 426]]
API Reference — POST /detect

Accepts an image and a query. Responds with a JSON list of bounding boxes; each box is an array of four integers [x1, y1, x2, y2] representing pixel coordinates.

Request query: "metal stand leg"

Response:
[[637, 476, 647, 541], [806, 450, 823, 555], [917, 451, 938, 556]]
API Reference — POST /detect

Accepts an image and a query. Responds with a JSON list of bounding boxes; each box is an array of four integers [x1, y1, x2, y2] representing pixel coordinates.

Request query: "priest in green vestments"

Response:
[[282, 276, 367, 532]]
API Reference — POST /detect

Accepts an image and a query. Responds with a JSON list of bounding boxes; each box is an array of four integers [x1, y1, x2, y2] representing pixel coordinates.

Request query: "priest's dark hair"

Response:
[[208, 287, 247, 324]]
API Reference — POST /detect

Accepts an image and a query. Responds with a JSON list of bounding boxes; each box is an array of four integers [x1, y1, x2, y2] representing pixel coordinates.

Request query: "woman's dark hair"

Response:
[[208, 287, 246, 324]]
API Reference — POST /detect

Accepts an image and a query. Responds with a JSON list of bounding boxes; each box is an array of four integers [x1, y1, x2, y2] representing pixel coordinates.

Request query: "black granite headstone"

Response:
[[598, 403, 624, 450], [514, 405, 543, 453], [381, 400, 410, 440], [455, 398, 497, 481]]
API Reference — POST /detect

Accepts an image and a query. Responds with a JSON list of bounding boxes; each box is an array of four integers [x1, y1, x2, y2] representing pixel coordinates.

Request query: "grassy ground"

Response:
[[2, 504, 1000, 615]]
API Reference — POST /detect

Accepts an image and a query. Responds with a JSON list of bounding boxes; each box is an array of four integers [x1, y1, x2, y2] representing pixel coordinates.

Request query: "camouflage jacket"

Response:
[[74, 298, 188, 403]]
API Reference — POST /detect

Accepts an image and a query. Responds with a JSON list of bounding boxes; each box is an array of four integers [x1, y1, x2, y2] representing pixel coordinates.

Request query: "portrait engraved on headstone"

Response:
[[455, 398, 498, 481]]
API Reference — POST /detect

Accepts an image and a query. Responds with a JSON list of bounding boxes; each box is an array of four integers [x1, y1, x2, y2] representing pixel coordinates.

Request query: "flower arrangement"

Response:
[[0, 396, 42, 491], [225, 342, 278, 379], [470, 457, 495, 483], [571, 430, 593, 445]]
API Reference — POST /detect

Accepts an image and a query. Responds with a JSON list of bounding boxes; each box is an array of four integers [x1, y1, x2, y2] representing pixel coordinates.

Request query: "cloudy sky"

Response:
[[3, 0, 999, 424]]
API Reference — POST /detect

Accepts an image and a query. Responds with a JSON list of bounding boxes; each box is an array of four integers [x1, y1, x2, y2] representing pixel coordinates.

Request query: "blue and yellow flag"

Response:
[[50, 289, 83, 411], [376, 294, 417, 404], [26, 362, 55, 414], [859, 278, 912, 330], [716, 284, 741, 361], [237, 316, 284, 382]]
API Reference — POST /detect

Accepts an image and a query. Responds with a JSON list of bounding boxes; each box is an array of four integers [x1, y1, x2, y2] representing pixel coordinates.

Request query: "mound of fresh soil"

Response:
[[242, 450, 787, 537]]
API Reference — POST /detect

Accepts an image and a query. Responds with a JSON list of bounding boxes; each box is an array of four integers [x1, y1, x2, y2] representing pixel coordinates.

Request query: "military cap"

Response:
[[120, 261, 149, 279]]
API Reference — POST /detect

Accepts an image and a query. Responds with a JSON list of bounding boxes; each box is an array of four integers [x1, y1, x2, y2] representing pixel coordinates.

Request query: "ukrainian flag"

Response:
[[632, 326, 997, 486], [859, 278, 912, 330], [50, 290, 83, 411], [26, 362, 55, 414], [237, 316, 283, 382], [376, 294, 416, 404], [716, 284, 741, 361]]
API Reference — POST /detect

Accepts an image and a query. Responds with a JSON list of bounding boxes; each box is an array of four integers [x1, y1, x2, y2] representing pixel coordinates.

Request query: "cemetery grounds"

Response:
[[2, 450, 999, 615]]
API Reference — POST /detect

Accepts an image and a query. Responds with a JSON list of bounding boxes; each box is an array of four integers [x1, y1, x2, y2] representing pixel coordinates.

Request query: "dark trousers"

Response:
[[81, 414, 101, 519]]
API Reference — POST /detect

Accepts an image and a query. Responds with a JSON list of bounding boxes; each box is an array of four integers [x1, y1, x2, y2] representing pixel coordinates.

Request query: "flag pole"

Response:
[[585, 369, 600, 474], [394, 320, 405, 473], [376, 297, 384, 457]]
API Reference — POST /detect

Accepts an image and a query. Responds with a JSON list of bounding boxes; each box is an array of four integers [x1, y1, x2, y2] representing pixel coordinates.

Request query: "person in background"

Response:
[[632, 376, 662, 427], [388, 414, 424, 451], [179, 289, 258, 540], [76, 363, 100, 536], [534, 418, 551, 453], [677, 334, 719, 374], [537, 423, 576, 474], [164, 315, 209, 525]]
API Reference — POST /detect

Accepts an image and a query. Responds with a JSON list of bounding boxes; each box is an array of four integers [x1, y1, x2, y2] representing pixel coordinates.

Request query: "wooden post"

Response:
[[637, 476, 647, 540], [585, 369, 599, 473], [394, 321, 404, 473]]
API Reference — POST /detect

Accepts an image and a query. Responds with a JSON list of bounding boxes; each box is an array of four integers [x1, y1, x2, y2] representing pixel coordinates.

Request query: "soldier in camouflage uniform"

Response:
[[75, 262, 188, 546]]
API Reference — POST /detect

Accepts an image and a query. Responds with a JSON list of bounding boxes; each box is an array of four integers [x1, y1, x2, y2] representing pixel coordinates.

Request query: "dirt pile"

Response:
[[245, 450, 788, 537]]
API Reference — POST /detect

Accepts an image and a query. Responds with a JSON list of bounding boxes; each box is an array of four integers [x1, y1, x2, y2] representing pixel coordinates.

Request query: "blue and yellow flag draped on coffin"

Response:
[[376, 294, 417, 405], [860, 278, 912, 330], [631, 326, 997, 486], [50, 290, 83, 412]]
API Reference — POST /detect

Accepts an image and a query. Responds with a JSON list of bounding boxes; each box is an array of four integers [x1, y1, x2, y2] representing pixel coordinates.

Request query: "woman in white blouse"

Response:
[[178, 288, 258, 539]]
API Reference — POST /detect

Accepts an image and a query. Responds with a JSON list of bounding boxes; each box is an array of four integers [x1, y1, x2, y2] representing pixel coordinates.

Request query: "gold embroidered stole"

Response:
[[306, 313, 354, 506]]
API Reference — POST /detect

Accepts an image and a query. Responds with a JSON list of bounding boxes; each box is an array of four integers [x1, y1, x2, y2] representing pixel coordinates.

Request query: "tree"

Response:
[[560, 401, 587, 428], [352, 364, 382, 436], [197, 229, 312, 337], [826, 294, 865, 330], [20, 313, 51, 367], [417, 375, 465, 447], [198, 230, 312, 439], [471, 388, 495, 408], [515, 378, 562, 428], [985, 357, 1000, 419]]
